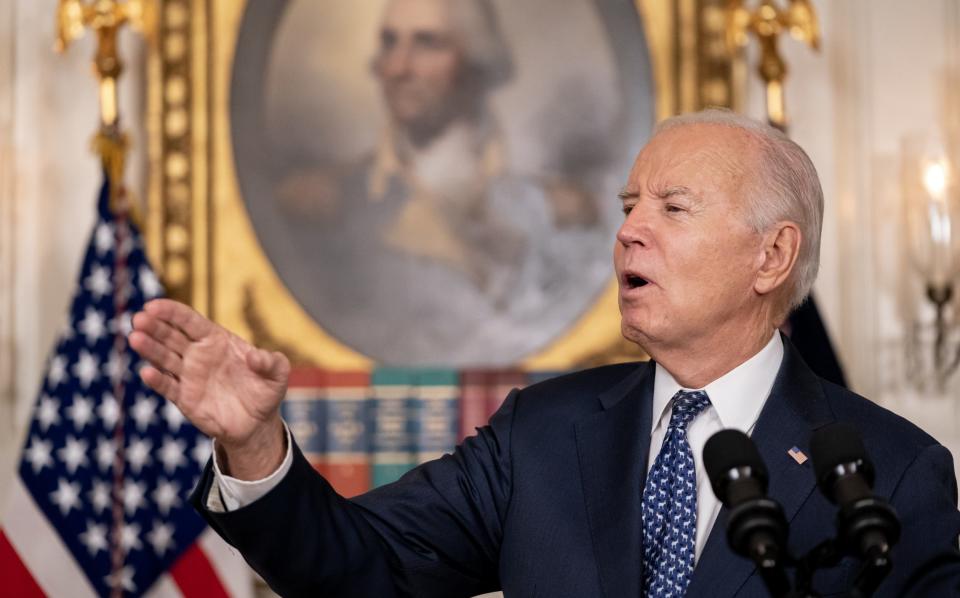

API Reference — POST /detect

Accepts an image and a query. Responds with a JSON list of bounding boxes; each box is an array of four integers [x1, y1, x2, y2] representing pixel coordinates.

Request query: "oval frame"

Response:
[[230, 0, 652, 367]]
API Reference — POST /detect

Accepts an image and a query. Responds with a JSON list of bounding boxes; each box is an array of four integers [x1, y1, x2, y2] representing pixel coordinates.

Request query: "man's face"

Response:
[[614, 124, 768, 353], [373, 0, 464, 133]]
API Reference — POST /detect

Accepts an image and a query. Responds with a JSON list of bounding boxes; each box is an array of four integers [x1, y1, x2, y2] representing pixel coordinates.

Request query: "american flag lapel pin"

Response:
[[788, 446, 808, 465]]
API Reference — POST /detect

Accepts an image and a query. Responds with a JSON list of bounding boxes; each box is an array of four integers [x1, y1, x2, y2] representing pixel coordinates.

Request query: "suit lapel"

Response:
[[687, 336, 836, 596], [574, 362, 655, 598]]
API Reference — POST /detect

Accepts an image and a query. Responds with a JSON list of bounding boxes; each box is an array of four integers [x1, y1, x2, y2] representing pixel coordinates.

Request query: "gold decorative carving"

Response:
[[57, 0, 154, 220], [146, 0, 200, 308], [56, 0, 155, 128], [697, 0, 745, 111], [726, 0, 820, 128]]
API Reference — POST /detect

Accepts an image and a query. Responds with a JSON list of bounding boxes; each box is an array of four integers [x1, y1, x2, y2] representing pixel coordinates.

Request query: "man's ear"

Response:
[[755, 221, 801, 297]]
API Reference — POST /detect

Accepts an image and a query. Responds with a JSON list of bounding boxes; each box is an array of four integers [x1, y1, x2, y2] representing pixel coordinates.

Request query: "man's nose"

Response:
[[380, 43, 413, 78], [616, 211, 649, 247]]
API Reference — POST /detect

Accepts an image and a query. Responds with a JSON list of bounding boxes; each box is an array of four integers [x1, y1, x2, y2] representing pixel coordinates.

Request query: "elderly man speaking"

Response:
[[129, 110, 960, 597]]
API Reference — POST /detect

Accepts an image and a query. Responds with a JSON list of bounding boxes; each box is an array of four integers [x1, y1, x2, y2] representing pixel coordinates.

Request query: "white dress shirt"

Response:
[[211, 332, 785, 539], [208, 425, 294, 512], [648, 331, 784, 563]]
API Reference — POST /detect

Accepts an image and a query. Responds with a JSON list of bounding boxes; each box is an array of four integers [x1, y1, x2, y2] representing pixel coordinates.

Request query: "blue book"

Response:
[[319, 370, 372, 497], [414, 369, 460, 464], [370, 368, 416, 487], [281, 368, 327, 460]]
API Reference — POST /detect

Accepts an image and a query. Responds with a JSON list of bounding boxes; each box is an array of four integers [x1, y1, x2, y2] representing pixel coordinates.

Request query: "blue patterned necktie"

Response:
[[641, 390, 712, 597]]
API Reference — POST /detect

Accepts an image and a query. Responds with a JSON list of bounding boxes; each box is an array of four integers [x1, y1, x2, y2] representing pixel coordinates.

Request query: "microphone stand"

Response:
[[775, 533, 895, 598], [792, 539, 842, 597], [850, 540, 893, 597], [756, 560, 792, 598], [746, 531, 792, 597], [838, 496, 899, 597]]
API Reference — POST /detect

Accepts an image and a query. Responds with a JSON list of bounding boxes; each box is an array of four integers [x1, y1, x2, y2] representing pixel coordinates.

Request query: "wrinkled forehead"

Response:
[[627, 124, 759, 191], [382, 0, 455, 34]]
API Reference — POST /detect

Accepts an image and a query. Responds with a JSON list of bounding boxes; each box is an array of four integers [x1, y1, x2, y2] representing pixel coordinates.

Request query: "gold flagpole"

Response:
[[54, 3, 154, 596], [726, 0, 820, 131]]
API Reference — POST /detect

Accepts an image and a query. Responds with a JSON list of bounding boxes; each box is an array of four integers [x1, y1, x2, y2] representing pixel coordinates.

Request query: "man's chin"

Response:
[[388, 114, 426, 135], [390, 113, 456, 147], [620, 321, 655, 352]]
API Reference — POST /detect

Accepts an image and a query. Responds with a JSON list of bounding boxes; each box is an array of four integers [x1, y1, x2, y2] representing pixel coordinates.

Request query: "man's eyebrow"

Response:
[[655, 185, 696, 199], [618, 185, 700, 200]]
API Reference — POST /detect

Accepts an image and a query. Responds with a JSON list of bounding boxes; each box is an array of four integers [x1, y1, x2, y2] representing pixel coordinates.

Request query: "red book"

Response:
[[459, 370, 491, 441]]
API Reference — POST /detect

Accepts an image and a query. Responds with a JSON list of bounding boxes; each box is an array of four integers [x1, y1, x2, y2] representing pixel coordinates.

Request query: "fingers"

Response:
[[129, 330, 183, 377], [139, 365, 180, 403], [246, 348, 291, 382], [143, 298, 215, 341], [131, 311, 191, 357]]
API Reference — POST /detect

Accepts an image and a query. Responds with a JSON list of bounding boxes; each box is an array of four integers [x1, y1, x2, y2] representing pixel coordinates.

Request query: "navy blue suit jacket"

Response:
[[192, 339, 960, 597]]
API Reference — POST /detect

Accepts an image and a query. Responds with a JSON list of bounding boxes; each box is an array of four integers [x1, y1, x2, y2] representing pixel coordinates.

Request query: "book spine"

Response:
[[459, 370, 490, 440], [414, 369, 460, 464], [281, 367, 328, 464], [317, 370, 371, 498], [370, 368, 416, 487]]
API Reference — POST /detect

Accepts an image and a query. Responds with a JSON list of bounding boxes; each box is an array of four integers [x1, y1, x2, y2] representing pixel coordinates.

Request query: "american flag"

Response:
[[0, 178, 251, 597], [788, 446, 809, 465]]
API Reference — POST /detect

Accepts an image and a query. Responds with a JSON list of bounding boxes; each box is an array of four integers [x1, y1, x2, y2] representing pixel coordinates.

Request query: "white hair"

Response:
[[654, 109, 824, 311], [447, 0, 514, 90]]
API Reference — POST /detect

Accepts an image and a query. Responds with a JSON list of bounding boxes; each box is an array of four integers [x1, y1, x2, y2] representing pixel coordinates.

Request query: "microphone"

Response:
[[704, 429, 790, 596], [810, 423, 901, 593]]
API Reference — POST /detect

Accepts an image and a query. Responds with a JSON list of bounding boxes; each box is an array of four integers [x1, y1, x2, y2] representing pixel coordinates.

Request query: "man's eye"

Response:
[[665, 204, 685, 213], [380, 31, 397, 50], [621, 205, 634, 216], [414, 32, 449, 51]]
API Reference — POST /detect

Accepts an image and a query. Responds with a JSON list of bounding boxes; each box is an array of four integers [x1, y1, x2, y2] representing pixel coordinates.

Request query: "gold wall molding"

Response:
[[147, 0, 205, 311]]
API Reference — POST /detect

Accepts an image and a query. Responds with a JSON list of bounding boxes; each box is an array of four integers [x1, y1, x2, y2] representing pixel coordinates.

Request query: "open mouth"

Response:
[[624, 274, 649, 289]]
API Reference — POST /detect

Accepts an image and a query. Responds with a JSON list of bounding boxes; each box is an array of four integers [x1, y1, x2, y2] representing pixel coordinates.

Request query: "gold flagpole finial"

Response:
[[726, 0, 820, 130], [55, 0, 154, 217]]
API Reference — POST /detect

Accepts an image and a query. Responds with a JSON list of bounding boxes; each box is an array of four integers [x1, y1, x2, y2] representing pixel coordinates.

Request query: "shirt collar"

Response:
[[651, 331, 784, 433]]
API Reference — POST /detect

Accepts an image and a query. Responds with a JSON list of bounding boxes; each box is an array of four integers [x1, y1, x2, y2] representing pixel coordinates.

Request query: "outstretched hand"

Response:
[[129, 298, 290, 478]]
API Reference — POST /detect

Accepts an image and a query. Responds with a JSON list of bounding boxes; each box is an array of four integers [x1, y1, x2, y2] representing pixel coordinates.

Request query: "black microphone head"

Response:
[[703, 429, 769, 502], [810, 422, 876, 499]]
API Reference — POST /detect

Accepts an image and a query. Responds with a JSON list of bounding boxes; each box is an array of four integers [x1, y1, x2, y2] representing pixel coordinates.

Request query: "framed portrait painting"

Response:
[[146, 0, 741, 369]]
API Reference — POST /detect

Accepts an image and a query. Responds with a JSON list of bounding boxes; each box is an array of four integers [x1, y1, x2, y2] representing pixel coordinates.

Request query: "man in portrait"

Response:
[[273, 0, 610, 366], [131, 110, 960, 596]]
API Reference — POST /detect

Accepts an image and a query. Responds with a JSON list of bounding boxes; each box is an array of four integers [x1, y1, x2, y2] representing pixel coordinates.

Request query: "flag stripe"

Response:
[[4, 477, 98, 598], [199, 529, 255, 598], [0, 529, 46, 598], [145, 573, 184, 598], [170, 543, 230, 598]]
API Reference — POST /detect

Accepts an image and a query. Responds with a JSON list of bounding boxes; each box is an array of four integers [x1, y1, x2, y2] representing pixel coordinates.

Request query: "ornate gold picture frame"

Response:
[[146, 0, 740, 370]]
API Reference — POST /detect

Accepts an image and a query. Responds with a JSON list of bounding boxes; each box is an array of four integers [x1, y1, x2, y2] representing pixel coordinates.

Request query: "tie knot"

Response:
[[668, 390, 710, 431]]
